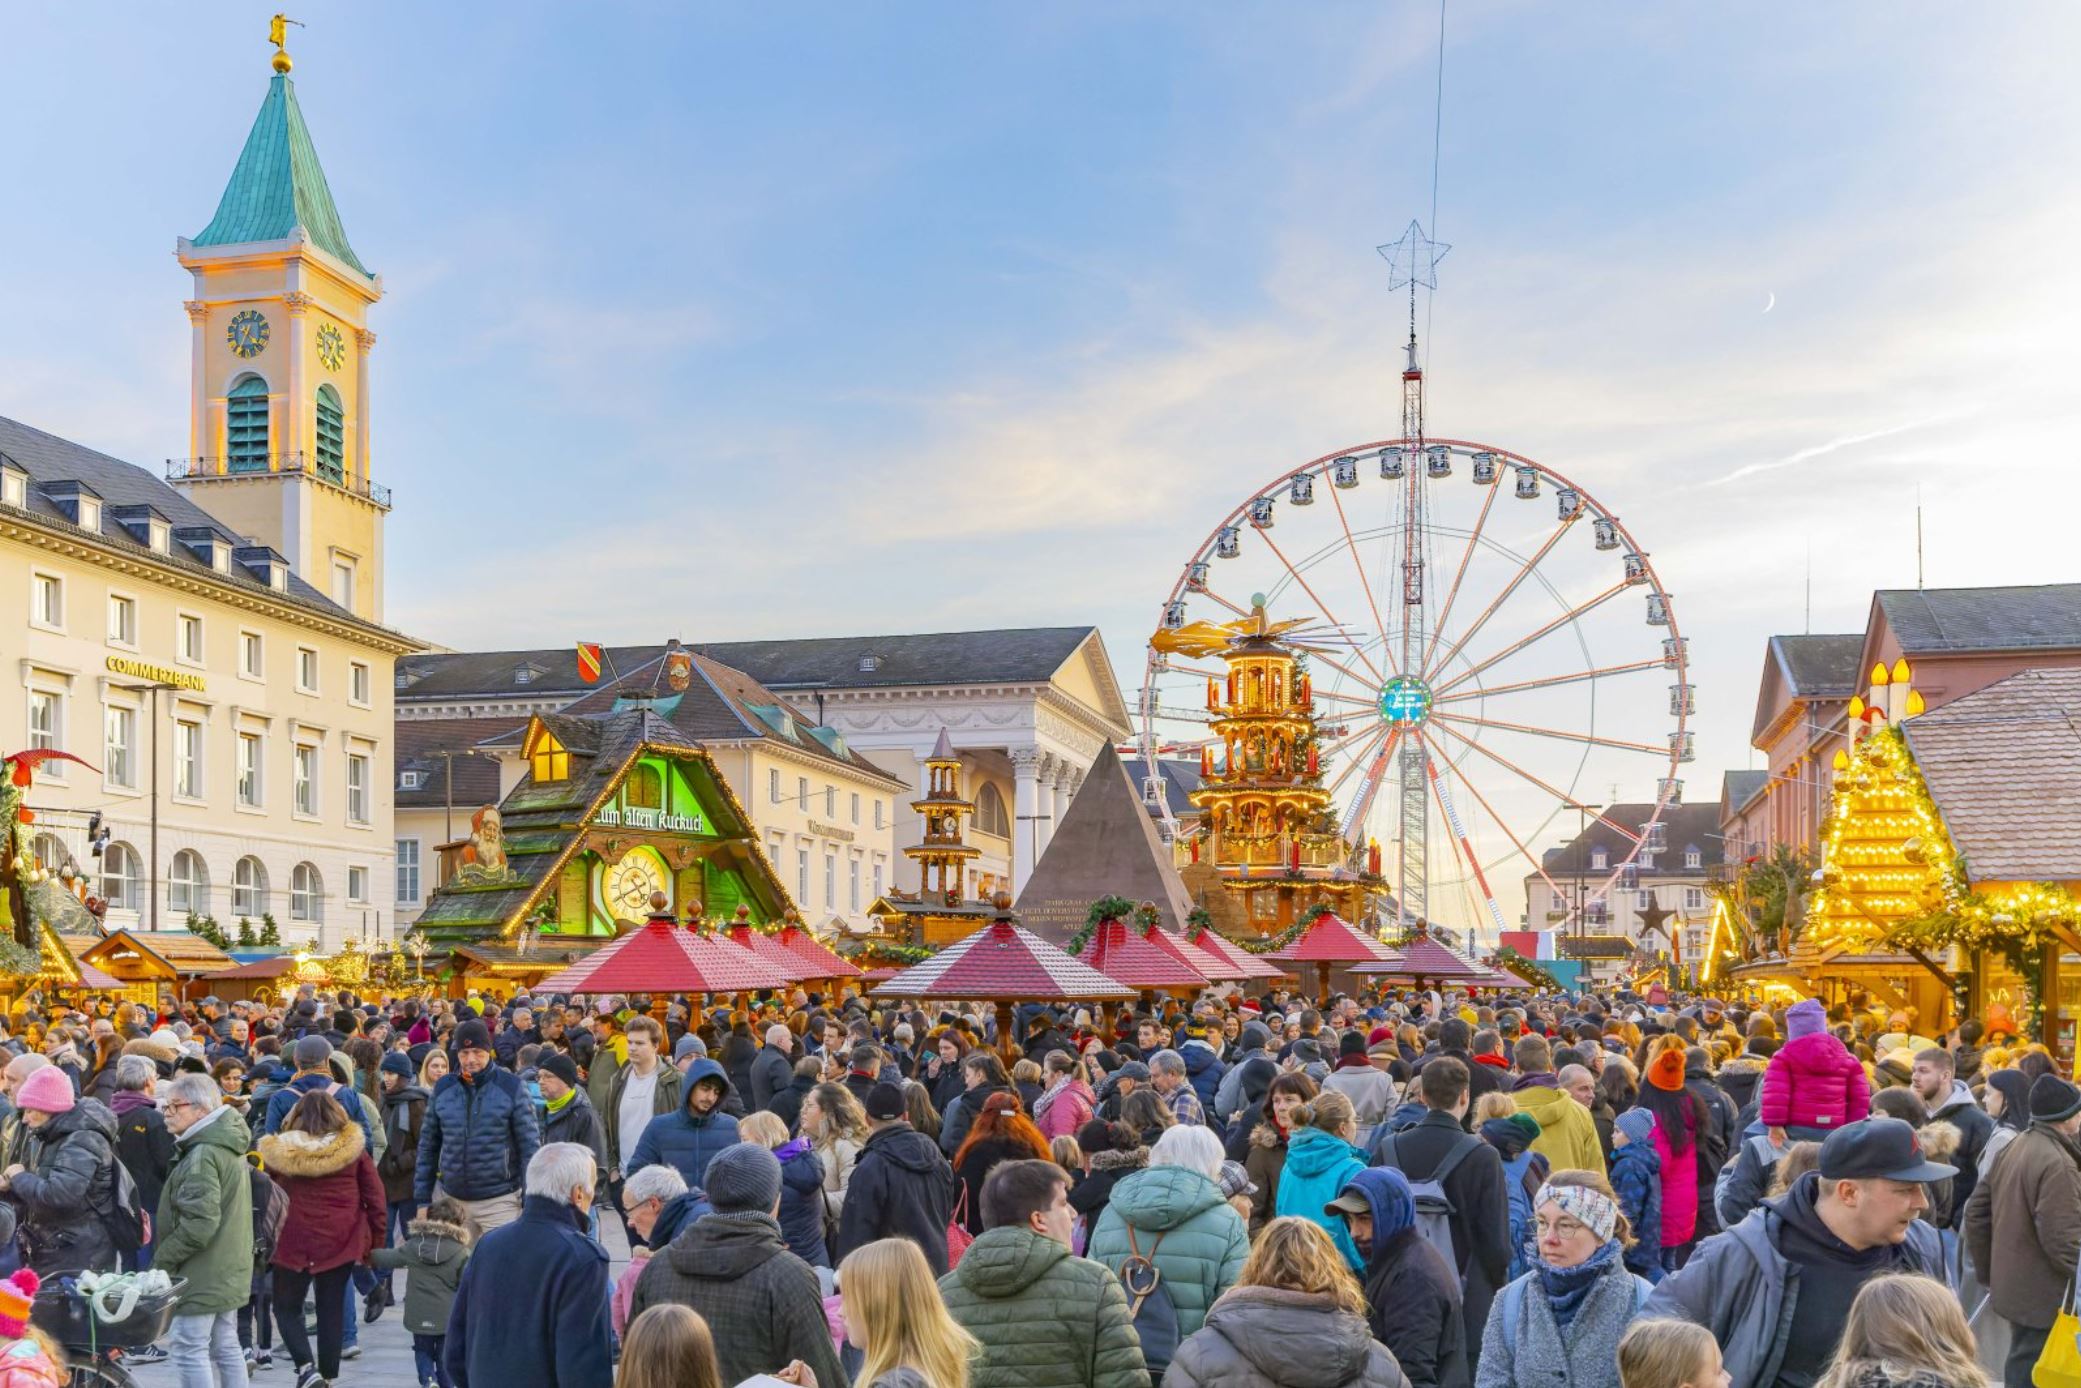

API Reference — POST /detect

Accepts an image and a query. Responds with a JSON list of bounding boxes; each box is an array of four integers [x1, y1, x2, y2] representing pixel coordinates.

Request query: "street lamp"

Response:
[[1570, 803, 1605, 941], [111, 680, 180, 931]]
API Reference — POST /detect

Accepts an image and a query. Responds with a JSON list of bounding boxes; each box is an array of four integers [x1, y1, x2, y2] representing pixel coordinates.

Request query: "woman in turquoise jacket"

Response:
[[1272, 1090, 1369, 1270], [1089, 1124, 1250, 1348]]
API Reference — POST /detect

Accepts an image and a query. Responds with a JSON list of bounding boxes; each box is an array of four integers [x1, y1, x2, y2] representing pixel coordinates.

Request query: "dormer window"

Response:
[[77, 496, 101, 532], [0, 464, 24, 510], [1590, 846, 1608, 872], [147, 519, 170, 554], [858, 654, 880, 672], [1684, 844, 1702, 870], [399, 770, 425, 790], [515, 668, 534, 686], [525, 720, 569, 783]]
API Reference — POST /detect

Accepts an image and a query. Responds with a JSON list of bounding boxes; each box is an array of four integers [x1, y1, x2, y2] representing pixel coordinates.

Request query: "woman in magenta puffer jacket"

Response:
[[258, 1090, 387, 1386], [1758, 999, 1869, 1138]]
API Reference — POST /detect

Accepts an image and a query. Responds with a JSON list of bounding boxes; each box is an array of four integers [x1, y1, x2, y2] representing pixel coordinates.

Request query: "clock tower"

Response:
[[171, 24, 387, 622]]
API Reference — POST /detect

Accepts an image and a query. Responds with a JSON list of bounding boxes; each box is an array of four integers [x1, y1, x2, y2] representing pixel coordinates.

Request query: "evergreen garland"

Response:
[[1067, 895, 1137, 959], [1492, 945, 1561, 992]]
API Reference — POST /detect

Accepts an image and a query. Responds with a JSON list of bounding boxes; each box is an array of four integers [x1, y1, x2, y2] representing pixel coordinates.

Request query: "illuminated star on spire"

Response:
[[1376, 219, 1450, 291]]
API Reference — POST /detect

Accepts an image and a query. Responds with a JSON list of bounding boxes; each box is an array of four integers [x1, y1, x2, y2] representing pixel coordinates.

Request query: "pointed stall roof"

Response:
[[532, 919, 795, 995], [1351, 933, 1491, 983], [1015, 743, 1195, 942], [722, 921, 817, 984], [773, 923, 863, 980], [193, 74, 370, 276], [871, 916, 1134, 1003], [929, 727, 958, 762], [1075, 917, 1208, 991], [1265, 911, 1395, 965], [1179, 923, 1289, 981]]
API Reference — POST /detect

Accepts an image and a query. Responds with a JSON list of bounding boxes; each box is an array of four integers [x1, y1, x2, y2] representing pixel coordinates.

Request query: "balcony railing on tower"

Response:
[[166, 453, 392, 509]]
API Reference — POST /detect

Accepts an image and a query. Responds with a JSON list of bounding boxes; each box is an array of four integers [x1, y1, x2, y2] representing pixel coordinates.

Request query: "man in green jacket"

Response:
[[156, 1072, 256, 1387], [940, 1159, 1147, 1388]]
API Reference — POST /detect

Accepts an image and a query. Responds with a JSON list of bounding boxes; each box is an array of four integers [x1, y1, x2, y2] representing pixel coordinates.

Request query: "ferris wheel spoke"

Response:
[[1432, 657, 1665, 706], [1255, 528, 1387, 686], [1324, 475, 1400, 682], [1430, 710, 1672, 757], [1413, 732, 1506, 932], [1421, 516, 1578, 685], [1425, 716, 1643, 843], [1334, 730, 1402, 839], [1312, 688, 1380, 707], [1419, 478, 1504, 677], [1323, 725, 1395, 796], [1424, 734, 1577, 911], [1310, 650, 1389, 697], [1160, 662, 1232, 681], [1199, 588, 1255, 618], [1430, 580, 1630, 698], [1317, 718, 1389, 762]]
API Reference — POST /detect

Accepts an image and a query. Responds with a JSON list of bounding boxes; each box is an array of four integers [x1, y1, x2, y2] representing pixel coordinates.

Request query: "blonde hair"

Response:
[[838, 1239, 977, 1388], [737, 1110, 789, 1149], [1050, 1135, 1084, 1172], [1814, 1273, 1993, 1388], [1291, 1090, 1356, 1136], [1472, 1091, 1519, 1125], [1012, 1058, 1043, 1085], [617, 1304, 721, 1388], [1765, 1141, 1821, 1198], [1237, 1217, 1366, 1317], [1618, 1318, 1720, 1388]]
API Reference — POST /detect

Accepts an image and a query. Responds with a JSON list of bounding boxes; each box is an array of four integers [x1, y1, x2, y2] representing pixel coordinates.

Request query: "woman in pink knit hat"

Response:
[[1758, 999, 1870, 1143], [0, 1065, 123, 1276]]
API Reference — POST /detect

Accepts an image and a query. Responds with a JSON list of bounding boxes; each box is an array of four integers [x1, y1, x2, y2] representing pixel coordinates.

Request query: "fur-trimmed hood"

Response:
[[407, 1214, 472, 1245], [257, 1121, 367, 1178], [1088, 1146, 1149, 1174], [1918, 1119, 1962, 1163], [122, 1037, 180, 1066], [1250, 1120, 1289, 1150]]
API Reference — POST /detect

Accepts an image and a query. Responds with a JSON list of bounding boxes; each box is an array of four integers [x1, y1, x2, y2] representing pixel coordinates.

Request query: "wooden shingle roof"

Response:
[[1905, 667, 2081, 882]]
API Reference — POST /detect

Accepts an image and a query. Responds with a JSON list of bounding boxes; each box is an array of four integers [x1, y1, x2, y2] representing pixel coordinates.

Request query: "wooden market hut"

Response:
[[194, 955, 300, 1004], [77, 929, 236, 1004], [1351, 931, 1494, 992]]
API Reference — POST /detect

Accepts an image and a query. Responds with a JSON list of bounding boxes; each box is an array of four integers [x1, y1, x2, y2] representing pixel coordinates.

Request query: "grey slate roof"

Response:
[[1773, 634, 1865, 697], [1537, 802, 1726, 876], [395, 718, 525, 810], [1905, 667, 2081, 882], [701, 628, 1097, 691], [1877, 584, 2081, 654], [1720, 770, 1768, 815], [1140, 758, 1204, 822], [0, 414, 377, 630], [396, 645, 671, 701]]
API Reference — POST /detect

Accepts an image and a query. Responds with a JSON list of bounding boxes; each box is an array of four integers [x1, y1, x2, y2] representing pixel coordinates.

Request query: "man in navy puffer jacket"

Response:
[[415, 1018, 541, 1234], [627, 1057, 741, 1189]]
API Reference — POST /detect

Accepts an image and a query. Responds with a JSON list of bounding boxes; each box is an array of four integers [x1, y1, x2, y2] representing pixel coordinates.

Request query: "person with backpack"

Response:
[[1476, 1172, 1652, 1388], [261, 1037, 374, 1144], [240, 1155, 289, 1371], [1329, 1167, 1469, 1388], [0, 1066, 124, 1277], [1371, 1057, 1511, 1370], [1473, 1094, 1549, 1283], [154, 1072, 255, 1388], [1087, 1123, 1249, 1369]]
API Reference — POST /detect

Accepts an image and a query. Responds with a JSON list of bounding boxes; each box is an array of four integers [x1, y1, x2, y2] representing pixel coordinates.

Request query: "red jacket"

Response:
[[258, 1123, 387, 1273], [1758, 1032, 1870, 1130]]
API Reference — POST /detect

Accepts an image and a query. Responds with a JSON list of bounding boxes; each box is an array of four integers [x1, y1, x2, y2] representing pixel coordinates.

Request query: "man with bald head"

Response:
[[750, 1022, 796, 1113]]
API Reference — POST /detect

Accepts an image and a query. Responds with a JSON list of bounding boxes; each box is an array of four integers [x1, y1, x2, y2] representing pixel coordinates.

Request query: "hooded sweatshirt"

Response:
[[1276, 1126, 1369, 1270], [1342, 1167, 1469, 1388], [1771, 1173, 1907, 1388], [628, 1210, 846, 1388]]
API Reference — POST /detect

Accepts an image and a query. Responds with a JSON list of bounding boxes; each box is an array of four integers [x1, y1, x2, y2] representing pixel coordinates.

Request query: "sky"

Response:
[[5, 5, 2080, 928]]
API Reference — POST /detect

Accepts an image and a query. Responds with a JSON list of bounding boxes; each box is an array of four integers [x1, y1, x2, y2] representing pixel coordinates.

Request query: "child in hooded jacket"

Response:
[[370, 1197, 473, 1388], [1759, 1000, 1869, 1140], [1609, 1108, 1664, 1284]]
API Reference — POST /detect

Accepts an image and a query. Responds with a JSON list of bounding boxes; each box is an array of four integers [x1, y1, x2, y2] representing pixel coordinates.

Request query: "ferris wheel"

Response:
[[1140, 224, 1692, 949]]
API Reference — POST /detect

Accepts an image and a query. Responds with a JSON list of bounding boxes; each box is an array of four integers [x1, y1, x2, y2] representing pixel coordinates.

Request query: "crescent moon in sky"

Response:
[[1763, 292, 1776, 313]]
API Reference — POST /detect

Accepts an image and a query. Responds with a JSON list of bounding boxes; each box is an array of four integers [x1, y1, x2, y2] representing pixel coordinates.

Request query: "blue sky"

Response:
[[6, 5, 2080, 915]]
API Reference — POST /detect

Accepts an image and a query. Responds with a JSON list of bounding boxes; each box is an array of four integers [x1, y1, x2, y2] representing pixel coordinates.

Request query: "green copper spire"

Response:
[[193, 73, 370, 277]]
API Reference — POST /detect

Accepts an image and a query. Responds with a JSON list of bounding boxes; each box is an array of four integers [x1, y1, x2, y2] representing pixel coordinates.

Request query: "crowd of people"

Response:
[[0, 976, 2070, 1388]]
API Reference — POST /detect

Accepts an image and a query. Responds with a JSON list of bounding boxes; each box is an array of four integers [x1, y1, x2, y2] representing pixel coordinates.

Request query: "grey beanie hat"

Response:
[[705, 1142, 782, 1215], [674, 1033, 707, 1061], [292, 1035, 333, 1071]]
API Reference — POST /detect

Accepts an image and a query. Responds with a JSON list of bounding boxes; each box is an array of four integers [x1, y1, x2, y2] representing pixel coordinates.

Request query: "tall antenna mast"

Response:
[[1916, 486, 1924, 589]]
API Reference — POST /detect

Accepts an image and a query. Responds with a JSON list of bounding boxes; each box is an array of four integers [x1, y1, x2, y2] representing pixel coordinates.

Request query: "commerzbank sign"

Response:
[[105, 657, 205, 692], [596, 805, 706, 833]]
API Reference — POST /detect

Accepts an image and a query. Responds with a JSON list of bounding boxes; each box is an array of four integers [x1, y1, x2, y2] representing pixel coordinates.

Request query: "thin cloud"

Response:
[[1702, 415, 1953, 489]]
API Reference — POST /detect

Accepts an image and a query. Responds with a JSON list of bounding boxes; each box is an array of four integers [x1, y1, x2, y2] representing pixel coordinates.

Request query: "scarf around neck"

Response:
[[1536, 1238, 1624, 1331]]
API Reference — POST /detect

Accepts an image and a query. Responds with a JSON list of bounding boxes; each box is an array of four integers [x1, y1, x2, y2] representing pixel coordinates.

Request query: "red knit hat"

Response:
[[0, 1269, 38, 1338], [1646, 1045, 1687, 1093]]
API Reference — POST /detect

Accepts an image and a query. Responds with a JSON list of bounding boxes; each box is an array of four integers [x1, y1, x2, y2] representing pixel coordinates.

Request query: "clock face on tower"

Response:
[[607, 852, 669, 918], [315, 323, 346, 372], [226, 310, 270, 359]]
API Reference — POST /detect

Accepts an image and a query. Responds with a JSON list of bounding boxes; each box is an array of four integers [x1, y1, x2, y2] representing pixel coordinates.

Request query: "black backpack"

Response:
[[1117, 1226, 1180, 1375], [101, 1159, 148, 1253]]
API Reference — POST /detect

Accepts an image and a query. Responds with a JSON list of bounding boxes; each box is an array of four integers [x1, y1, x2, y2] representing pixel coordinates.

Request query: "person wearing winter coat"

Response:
[[1909, 1048, 1992, 1228], [1274, 1093, 1370, 1271], [626, 1056, 741, 1191], [537, 1053, 605, 1181], [376, 1051, 429, 1220], [940, 1158, 1147, 1388], [954, 1093, 1054, 1237], [1646, 1118, 1953, 1388], [1324, 1033, 1398, 1149], [1977, 1069, 2031, 1182], [107, 1055, 174, 1271], [1164, 1216, 1412, 1388], [737, 1112, 830, 1267], [1964, 1075, 2081, 1388], [1238, 1074, 1317, 1237], [1512, 1037, 1606, 1178], [749, 1025, 796, 1114], [1330, 1167, 1469, 1388], [1180, 1025, 1229, 1130], [834, 1083, 959, 1274], [1213, 1022, 1282, 1133], [1640, 1043, 1706, 1267], [940, 1054, 1014, 1158], [370, 1199, 472, 1388], [1607, 1109, 1663, 1283], [1760, 1000, 1870, 1139], [1089, 1126, 1250, 1347], [1476, 1173, 1651, 1388], [1, 1067, 120, 1277], [414, 1020, 542, 1236], [1067, 1121, 1143, 1238], [628, 1142, 847, 1388], [154, 1074, 256, 1387], [445, 1143, 613, 1388], [1034, 1053, 1096, 1142], [258, 1089, 387, 1386]]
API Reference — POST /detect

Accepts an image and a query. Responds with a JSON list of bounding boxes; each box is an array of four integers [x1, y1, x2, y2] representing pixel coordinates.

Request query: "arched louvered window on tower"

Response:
[[226, 376, 270, 472], [315, 384, 345, 482]]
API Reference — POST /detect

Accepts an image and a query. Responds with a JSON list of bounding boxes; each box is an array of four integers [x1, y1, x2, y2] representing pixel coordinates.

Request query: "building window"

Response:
[[1684, 845, 1702, 869], [107, 594, 136, 647], [331, 558, 354, 609], [349, 661, 370, 706], [101, 842, 140, 911], [346, 753, 370, 824], [169, 850, 208, 915], [293, 744, 318, 816], [290, 862, 322, 922], [797, 777, 808, 811], [824, 852, 836, 909], [850, 792, 860, 825], [240, 631, 263, 679], [848, 857, 860, 912], [974, 783, 1010, 837], [625, 764, 663, 809], [1685, 886, 1705, 911], [874, 800, 884, 830], [396, 839, 421, 903], [768, 768, 781, 804], [796, 848, 809, 903], [105, 706, 137, 789], [237, 732, 263, 807], [176, 613, 204, 665], [347, 865, 369, 904], [824, 785, 836, 817], [1589, 846, 1608, 872], [232, 856, 267, 916], [174, 719, 203, 799], [226, 375, 270, 471], [399, 770, 423, 790], [315, 385, 345, 482], [873, 862, 883, 898], [26, 692, 60, 756], [30, 573, 61, 630], [296, 648, 318, 694]]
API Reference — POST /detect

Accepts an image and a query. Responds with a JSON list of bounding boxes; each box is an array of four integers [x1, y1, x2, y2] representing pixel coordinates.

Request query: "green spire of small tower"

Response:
[[193, 68, 369, 277]]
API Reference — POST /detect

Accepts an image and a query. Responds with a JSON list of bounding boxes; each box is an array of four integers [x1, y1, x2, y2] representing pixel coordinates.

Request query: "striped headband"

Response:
[[1535, 1181, 1618, 1243]]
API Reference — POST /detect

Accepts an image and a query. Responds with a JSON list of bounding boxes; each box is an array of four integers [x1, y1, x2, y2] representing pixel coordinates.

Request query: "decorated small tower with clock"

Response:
[[171, 15, 388, 621]]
